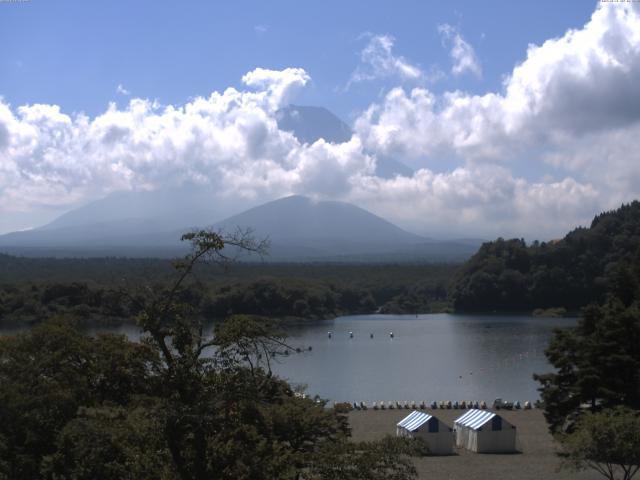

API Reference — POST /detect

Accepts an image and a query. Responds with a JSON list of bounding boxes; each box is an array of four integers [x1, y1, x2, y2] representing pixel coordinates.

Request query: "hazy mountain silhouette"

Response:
[[212, 195, 478, 261], [276, 105, 413, 178], [0, 194, 479, 261], [0, 186, 232, 255], [1, 104, 414, 251], [276, 105, 352, 144], [39, 186, 224, 232], [0, 104, 467, 260], [215, 194, 423, 245]]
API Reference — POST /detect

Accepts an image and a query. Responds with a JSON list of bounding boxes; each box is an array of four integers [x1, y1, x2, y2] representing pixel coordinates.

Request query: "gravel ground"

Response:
[[348, 408, 601, 480]]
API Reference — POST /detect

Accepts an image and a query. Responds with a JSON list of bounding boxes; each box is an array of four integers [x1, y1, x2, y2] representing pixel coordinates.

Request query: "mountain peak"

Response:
[[276, 105, 352, 145], [215, 195, 423, 245], [276, 105, 413, 179]]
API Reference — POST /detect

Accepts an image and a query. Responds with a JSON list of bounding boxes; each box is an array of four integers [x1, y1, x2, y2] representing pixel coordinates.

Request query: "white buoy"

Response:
[[349, 331, 354, 338], [389, 331, 394, 338], [328, 331, 332, 338]]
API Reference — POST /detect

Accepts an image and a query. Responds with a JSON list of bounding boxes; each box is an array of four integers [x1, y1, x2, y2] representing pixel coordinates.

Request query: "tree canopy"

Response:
[[0, 256, 455, 328], [534, 296, 640, 432], [559, 407, 640, 480], [450, 201, 640, 312], [0, 230, 422, 480]]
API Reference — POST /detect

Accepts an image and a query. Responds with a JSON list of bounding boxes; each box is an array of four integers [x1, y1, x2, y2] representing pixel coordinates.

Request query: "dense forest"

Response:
[[450, 201, 640, 313], [0, 257, 454, 327]]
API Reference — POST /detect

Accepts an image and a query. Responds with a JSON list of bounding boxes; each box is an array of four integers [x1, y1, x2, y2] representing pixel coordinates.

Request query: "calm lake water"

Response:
[[3, 313, 577, 403], [268, 313, 577, 403]]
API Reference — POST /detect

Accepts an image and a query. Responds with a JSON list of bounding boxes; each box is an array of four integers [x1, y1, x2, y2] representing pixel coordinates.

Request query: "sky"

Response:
[[1, 0, 639, 239]]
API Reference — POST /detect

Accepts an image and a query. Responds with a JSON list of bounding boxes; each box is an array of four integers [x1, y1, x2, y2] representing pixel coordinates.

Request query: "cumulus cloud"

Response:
[[438, 24, 482, 78], [347, 165, 601, 239], [356, 4, 640, 165], [241, 67, 310, 111], [351, 3, 640, 235], [348, 34, 425, 87], [0, 67, 374, 231], [1, 3, 639, 239]]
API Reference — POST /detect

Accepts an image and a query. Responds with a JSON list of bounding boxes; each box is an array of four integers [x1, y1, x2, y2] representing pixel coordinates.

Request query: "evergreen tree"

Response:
[[535, 293, 640, 433]]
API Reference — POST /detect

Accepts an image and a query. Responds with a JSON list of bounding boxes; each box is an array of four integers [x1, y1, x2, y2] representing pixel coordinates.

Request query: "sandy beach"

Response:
[[348, 408, 601, 480]]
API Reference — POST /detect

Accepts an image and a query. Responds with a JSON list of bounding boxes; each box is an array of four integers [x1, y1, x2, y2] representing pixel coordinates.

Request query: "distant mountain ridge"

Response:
[[0, 195, 480, 261], [39, 186, 222, 232]]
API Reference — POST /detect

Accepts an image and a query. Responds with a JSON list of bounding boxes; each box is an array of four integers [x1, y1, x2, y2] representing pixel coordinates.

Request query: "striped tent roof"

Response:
[[454, 409, 497, 430], [397, 411, 433, 432]]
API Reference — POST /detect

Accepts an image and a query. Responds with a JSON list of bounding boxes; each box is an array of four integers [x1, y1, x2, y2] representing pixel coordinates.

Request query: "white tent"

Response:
[[396, 410, 454, 455], [454, 409, 517, 453]]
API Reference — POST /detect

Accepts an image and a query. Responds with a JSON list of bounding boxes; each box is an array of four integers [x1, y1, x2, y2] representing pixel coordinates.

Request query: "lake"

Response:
[[3, 313, 576, 403], [270, 313, 575, 403]]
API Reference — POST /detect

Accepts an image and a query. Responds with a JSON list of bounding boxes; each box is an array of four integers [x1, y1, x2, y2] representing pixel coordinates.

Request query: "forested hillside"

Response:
[[450, 201, 640, 312], [0, 258, 455, 327]]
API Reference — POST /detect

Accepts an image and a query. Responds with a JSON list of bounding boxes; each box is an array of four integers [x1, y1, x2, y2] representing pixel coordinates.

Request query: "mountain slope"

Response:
[[212, 195, 478, 261], [215, 195, 423, 245], [39, 186, 222, 232], [0, 193, 479, 261], [276, 105, 352, 145], [276, 105, 413, 178], [0, 185, 238, 254]]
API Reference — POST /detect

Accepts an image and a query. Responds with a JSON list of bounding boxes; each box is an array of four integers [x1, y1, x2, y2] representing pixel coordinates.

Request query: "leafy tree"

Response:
[[1, 229, 422, 480], [0, 319, 157, 478], [128, 229, 420, 480], [559, 407, 640, 480], [534, 298, 640, 432], [41, 403, 175, 480]]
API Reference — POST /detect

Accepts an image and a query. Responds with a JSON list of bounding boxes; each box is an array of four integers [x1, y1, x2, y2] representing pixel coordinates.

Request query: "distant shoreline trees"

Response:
[[0, 258, 454, 328]]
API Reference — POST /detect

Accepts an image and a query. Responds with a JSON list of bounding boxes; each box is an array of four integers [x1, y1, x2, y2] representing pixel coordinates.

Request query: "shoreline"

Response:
[[347, 409, 600, 480]]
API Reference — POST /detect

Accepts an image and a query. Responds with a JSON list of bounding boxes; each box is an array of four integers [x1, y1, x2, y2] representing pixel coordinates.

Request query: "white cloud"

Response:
[[116, 84, 131, 96], [254, 24, 268, 34], [346, 165, 600, 239], [1, 3, 640, 239], [348, 34, 425, 87], [241, 67, 310, 111], [0, 67, 374, 231], [438, 24, 482, 78], [351, 3, 640, 235], [357, 4, 640, 164]]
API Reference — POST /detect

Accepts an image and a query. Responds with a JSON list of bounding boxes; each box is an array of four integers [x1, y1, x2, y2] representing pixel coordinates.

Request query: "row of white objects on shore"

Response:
[[341, 399, 534, 411]]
